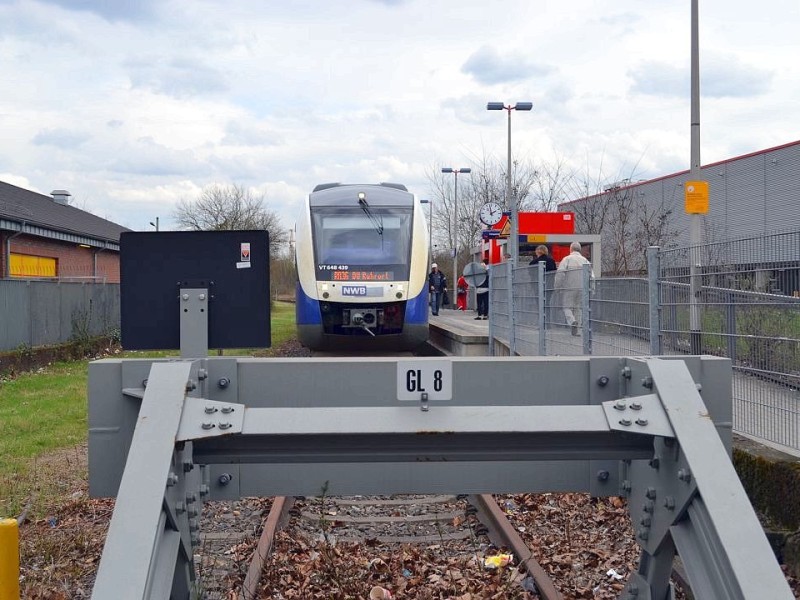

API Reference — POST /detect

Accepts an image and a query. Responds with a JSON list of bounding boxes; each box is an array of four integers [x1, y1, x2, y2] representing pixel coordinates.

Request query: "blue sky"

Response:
[[1, 0, 798, 234]]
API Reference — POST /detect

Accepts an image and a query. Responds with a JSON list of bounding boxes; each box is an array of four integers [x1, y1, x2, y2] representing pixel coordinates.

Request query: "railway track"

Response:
[[228, 493, 563, 600]]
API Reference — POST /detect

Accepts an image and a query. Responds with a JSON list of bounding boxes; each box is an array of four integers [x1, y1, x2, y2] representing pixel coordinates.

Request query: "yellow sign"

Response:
[[684, 180, 709, 214], [526, 234, 547, 243], [499, 220, 511, 238]]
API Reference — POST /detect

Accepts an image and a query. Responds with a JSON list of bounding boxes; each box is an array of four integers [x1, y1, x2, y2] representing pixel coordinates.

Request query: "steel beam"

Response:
[[92, 361, 198, 600], [88, 355, 793, 599]]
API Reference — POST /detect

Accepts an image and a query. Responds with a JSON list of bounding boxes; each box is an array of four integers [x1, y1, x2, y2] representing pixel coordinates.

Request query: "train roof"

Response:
[[312, 182, 408, 192], [309, 182, 414, 207]]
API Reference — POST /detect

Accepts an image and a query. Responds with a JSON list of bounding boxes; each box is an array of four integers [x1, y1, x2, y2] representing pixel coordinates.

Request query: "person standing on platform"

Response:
[[428, 263, 447, 316], [554, 242, 593, 335], [528, 245, 556, 272], [529, 245, 557, 328], [456, 274, 468, 311], [475, 259, 489, 320]]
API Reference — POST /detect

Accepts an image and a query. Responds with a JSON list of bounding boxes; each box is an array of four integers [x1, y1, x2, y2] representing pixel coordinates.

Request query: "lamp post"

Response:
[[149, 217, 159, 231], [441, 168, 471, 301], [420, 199, 432, 264], [486, 101, 532, 265]]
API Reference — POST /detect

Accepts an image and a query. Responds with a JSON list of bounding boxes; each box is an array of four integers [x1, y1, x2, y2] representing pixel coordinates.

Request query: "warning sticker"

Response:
[[684, 181, 709, 214], [241, 242, 251, 262]]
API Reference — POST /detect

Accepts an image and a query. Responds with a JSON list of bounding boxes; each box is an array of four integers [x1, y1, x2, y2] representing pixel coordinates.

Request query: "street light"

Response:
[[486, 101, 533, 265], [149, 217, 159, 231], [419, 199, 432, 264], [441, 167, 471, 300]]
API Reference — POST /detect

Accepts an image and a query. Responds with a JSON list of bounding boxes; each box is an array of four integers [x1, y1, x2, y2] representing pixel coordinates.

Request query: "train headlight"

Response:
[[396, 292, 402, 299], [323, 292, 330, 299]]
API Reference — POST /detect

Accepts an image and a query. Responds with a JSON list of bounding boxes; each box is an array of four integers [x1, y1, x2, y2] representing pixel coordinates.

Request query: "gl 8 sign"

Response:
[[396, 359, 452, 401]]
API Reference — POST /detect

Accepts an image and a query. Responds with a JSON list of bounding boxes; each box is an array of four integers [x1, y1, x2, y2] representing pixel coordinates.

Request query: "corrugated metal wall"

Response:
[[570, 141, 800, 272], [0, 280, 120, 351]]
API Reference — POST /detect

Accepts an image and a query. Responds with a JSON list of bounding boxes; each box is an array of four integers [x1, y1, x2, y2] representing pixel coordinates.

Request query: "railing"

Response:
[[488, 230, 800, 451]]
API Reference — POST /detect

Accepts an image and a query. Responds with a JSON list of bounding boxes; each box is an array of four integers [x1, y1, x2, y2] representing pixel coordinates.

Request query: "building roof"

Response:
[[0, 180, 130, 248]]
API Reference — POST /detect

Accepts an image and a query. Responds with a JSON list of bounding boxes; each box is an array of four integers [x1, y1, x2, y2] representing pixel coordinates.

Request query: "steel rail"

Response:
[[469, 494, 564, 600], [239, 496, 294, 600]]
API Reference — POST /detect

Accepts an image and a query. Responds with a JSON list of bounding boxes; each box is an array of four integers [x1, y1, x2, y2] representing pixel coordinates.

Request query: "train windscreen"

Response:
[[311, 207, 412, 281]]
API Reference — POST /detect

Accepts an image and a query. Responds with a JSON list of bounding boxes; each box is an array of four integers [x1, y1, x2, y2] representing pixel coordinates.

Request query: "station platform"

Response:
[[428, 308, 489, 356]]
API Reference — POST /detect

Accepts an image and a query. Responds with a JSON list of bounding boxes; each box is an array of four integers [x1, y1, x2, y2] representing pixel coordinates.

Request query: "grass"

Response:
[[0, 301, 297, 517]]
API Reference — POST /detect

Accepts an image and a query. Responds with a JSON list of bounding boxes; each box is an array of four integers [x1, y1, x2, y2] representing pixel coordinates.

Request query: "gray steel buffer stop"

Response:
[[88, 354, 794, 599]]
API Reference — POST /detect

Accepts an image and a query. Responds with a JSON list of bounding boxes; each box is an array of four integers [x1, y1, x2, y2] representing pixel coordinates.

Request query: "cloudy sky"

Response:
[[1, 0, 798, 234]]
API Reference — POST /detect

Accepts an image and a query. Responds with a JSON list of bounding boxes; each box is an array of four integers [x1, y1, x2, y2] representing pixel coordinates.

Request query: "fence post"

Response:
[[726, 290, 737, 364], [488, 265, 494, 356], [581, 263, 591, 355], [508, 260, 516, 356], [537, 261, 546, 356], [648, 246, 662, 355]]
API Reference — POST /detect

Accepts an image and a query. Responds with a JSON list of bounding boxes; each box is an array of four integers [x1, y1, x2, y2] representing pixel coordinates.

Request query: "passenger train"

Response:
[[295, 183, 430, 351]]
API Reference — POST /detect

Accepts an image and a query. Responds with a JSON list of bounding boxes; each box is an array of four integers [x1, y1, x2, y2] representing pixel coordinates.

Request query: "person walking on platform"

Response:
[[456, 274, 468, 311], [475, 259, 489, 320], [428, 263, 447, 316], [554, 242, 593, 335]]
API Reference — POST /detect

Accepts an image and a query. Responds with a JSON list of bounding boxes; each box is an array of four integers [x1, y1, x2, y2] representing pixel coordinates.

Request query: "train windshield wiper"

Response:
[[358, 194, 383, 235]]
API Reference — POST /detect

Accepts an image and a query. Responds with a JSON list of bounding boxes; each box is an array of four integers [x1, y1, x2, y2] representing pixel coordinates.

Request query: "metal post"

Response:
[[689, 0, 703, 354], [726, 289, 737, 364], [537, 261, 546, 356], [508, 259, 516, 355], [442, 168, 471, 308], [647, 246, 662, 355], [507, 108, 515, 264], [581, 263, 591, 355], [0, 518, 20, 599], [487, 266, 495, 356], [453, 172, 459, 301], [428, 200, 433, 265]]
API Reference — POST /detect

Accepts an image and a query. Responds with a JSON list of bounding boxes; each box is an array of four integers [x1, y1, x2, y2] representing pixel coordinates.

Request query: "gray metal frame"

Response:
[[88, 355, 793, 599]]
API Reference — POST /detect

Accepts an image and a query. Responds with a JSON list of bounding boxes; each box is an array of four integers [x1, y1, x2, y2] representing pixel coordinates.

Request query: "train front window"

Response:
[[311, 207, 412, 280]]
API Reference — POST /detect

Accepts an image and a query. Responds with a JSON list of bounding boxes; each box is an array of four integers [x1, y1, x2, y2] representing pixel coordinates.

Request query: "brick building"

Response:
[[0, 181, 130, 282]]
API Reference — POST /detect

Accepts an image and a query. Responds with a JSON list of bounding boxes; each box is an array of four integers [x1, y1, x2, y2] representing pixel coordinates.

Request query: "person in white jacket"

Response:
[[554, 242, 593, 336]]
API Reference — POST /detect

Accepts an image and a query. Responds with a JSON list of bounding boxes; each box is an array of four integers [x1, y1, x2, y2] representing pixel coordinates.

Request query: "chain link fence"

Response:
[[488, 230, 800, 451]]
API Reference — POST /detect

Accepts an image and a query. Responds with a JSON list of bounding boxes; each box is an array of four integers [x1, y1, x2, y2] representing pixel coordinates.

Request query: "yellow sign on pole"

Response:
[[685, 180, 709, 214], [499, 220, 511, 238]]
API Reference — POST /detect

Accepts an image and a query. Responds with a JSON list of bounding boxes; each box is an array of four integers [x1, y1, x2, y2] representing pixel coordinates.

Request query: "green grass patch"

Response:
[[0, 302, 297, 516], [118, 300, 297, 359], [0, 361, 89, 515]]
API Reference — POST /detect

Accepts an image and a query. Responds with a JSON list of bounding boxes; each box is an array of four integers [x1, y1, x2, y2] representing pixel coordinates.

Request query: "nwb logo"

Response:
[[342, 285, 368, 296]]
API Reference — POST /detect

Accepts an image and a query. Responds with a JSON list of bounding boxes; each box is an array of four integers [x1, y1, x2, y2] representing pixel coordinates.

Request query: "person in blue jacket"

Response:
[[427, 263, 447, 316]]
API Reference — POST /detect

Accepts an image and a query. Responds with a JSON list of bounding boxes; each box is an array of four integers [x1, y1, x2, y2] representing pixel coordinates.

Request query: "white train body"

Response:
[[295, 183, 430, 351]]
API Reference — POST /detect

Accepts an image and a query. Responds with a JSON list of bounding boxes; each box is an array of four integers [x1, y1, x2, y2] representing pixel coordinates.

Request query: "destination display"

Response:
[[322, 269, 394, 281]]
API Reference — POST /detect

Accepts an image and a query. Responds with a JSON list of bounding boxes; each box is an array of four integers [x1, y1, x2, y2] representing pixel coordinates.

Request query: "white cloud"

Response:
[[461, 46, 553, 85], [0, 0, 798, 234], [629, 55, 773, 98]]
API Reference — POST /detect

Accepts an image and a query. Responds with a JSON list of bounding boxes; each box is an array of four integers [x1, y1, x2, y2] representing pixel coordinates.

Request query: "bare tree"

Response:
[[564, 152, 680, 275], [529, 154, 574, 212], [566, 155, 614, 235], [174, 183, 288, 256]]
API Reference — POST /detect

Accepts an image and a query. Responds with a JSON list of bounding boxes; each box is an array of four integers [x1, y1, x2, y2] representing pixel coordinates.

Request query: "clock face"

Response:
[[480, 202, 503, 226]]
